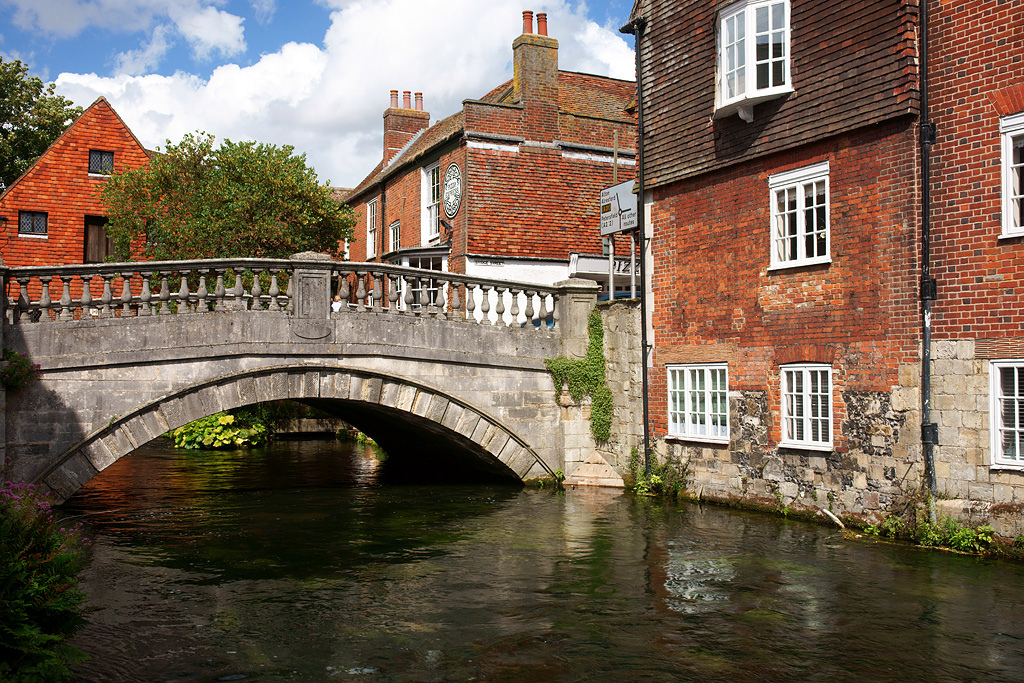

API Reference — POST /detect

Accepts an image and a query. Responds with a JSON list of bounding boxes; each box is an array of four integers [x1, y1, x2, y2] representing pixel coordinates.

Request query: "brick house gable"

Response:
[[0, 97, 151, 267]]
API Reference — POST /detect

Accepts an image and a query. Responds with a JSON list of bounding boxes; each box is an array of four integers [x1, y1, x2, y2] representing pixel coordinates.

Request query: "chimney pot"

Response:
[[522, 10, 534, 35], [414, 92, 423, 111], [403, 91, 411, 109], [536, 12, 547, 36], [390, 90, 398, 108]]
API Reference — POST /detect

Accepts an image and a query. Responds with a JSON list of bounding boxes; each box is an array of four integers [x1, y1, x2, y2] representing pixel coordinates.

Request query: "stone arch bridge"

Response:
[[0, 255, 605, 501]]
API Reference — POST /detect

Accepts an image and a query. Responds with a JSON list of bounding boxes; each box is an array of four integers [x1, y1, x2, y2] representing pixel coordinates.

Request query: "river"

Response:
[[62, 437, 1024, 682]]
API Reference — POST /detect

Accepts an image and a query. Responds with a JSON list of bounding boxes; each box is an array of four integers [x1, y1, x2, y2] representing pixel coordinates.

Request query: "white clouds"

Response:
[[51, 1, 635, 188], [114, 24, 173, 76], [170, 5, 246, 60]]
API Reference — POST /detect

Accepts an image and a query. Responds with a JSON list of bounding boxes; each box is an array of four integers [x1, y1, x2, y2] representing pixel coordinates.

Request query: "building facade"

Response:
[[632, 0, 1024, 533], [345, 11, 638, 298], [0, 98, 151, 268], [633, 0, 928, 523]]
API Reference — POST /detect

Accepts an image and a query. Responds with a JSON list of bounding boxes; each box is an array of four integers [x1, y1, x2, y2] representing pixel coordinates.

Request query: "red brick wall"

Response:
[[928, 0, 1024, 339], [0, 99, 150, 268], [648, 119, 920, 448]]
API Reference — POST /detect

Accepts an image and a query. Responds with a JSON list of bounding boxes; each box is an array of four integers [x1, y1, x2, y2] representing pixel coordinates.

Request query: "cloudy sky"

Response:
[[0, 0, 636, 189]]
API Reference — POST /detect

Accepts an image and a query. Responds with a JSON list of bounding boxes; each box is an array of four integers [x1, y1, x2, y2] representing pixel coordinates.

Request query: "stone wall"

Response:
[[597, 299, 643, 473]]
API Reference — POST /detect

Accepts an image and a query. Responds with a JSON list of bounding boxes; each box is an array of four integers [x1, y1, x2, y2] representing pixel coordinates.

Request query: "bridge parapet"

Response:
[[2, 256, 591, 332]]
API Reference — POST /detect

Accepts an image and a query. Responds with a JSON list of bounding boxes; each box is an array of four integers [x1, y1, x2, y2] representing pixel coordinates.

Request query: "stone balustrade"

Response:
[[1, 256, 566, 332]]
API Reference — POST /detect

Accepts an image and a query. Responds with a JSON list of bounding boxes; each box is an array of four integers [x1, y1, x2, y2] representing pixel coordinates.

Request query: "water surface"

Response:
[[64, 438, 1024, 682]]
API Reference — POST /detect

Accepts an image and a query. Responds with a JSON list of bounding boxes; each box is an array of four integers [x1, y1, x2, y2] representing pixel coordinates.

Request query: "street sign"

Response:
[[600, 179, 638, 236]]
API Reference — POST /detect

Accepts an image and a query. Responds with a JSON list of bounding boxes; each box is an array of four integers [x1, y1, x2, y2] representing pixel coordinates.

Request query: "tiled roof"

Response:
[[345, 70, 634, 203]]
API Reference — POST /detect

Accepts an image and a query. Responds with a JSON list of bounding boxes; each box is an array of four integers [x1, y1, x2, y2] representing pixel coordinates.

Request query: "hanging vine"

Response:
[[544, 308, 613, 442]]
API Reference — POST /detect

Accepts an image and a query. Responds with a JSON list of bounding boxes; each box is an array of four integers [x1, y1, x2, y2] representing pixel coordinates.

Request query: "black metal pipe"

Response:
[[919, 0, 939, 515], [620, 16, 651, 474]]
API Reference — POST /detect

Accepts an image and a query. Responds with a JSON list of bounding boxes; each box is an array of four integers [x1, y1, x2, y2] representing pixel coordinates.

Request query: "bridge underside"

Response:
[[21, 364, 554, 502]]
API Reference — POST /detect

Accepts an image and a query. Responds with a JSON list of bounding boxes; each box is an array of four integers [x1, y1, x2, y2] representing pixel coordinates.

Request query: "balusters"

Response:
[[15, 276, 30, 324], [336, 272, 349, 312], [387, 274, 399, 314], [99, 273, 115, 318], [285, 277, 293, 313], [403, 276, 415, 314], [524, 290, 536, 328], [59, 275, 73, 321], [466, 283, 476, 323], [355, 274, 367, 313], [157, 272, 171, 315], [537, 292, 549, 330], [214, 270, 226, 311], [234, 271, 246, 310], [451, 283, 462, 321], [509, 288, 520, 328], [196, 272, 209, 312], [493, 286, 505, 326], [433, 281, 446, 320], [480, 285, 491, 324], [250, 270, 263, 310], [80, 274, 94, 319], [268, 272, 281, 311], [425, 279, 438, 318], [38, 276, 52, 323], [371, 272, 383, 313], [176, 271, 191, 313], [138, 276, 152, 316], [120, 273, 134, 317]]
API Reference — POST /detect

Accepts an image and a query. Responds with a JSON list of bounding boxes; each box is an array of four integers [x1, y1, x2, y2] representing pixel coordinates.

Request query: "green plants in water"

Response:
[[0, 348, 40, 391], [545, 308, 612, 442], [628, 446, 687, 497], [172, 412, 269, 449], [863, 492, 996, 555], [0, 482, 89, 681]]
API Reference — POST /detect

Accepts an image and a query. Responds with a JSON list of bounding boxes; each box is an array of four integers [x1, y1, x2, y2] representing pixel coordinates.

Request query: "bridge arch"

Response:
[[35, 364, 553, 501]]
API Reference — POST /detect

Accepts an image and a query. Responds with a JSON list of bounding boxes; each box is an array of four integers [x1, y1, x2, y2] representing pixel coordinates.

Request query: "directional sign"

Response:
[[600, 180, 638, 236]]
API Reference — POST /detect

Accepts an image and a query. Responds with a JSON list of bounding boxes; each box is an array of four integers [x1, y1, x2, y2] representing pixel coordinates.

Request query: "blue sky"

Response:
[[0, 0, 636, 188]]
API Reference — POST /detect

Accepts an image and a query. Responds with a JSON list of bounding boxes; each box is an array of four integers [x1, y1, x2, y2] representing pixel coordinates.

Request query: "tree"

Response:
[[101, 132, 354, 260], [0, 57, 82, 190]]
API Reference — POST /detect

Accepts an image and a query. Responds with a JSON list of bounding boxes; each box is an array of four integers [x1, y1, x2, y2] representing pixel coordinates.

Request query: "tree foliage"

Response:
[[101, 132, 354, 260], [0, 57, 82, 191]]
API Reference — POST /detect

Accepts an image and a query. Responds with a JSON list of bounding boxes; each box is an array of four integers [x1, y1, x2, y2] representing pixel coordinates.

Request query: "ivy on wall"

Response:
[[545, 308, 613, 442]]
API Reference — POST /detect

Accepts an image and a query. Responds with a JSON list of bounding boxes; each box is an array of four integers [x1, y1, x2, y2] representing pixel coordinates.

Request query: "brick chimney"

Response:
[[383, 89, 430, 164], [513, 10, 559, 141]]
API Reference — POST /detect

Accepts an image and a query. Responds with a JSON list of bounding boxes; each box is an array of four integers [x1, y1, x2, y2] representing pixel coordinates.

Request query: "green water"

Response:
[[64, 438, 1024, 682]]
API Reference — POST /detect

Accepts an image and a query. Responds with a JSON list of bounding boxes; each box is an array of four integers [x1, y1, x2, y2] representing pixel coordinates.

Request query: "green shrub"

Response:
[[628, 447, 687, 497], [171, 412, 269, 449], [0, 482, 89, 681], [0, 348, 41, 391]]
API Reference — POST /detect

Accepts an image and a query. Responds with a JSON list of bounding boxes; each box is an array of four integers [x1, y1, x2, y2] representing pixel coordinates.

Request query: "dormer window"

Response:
[[89, 150, 114, 175], [716, 0, 792, 122]]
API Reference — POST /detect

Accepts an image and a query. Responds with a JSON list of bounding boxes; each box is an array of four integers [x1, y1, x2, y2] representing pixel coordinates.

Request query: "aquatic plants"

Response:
[[171, 412, 269, 449], [545, 308, 613, 442], [0, 481, 89, 681], [628, 447, 688, 497]]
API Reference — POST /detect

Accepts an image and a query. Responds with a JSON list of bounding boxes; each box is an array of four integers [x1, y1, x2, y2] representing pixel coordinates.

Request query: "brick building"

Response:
[[924, 0, 1024, 524], [344, 11, 637, 296], [0, 97, 151, 268], [630, 0, 927, 523]]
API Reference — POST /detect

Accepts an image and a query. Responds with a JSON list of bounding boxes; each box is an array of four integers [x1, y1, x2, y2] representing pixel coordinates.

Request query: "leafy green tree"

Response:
[[0, 57, 82, 190], [101, 132, 354, 260]]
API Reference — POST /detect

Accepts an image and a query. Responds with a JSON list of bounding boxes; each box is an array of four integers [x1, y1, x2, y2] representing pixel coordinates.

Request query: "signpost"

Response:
[[600, 180, 639, 299]]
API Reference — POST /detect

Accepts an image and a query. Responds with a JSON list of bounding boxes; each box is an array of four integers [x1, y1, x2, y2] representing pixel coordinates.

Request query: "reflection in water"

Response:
[[65, 438, 1024, 682]]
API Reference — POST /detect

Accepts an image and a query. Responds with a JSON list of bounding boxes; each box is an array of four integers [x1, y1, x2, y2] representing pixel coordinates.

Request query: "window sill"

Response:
[[714, 87, 794, 122], [778, 441, 833, 452], [990, 462, 1024, 473], [17, 233, 48, 239], [998, 230, 1024, 241], [666, 434, 730, 446], [88, 173, 112, 179], [767, 256, 831, 272]]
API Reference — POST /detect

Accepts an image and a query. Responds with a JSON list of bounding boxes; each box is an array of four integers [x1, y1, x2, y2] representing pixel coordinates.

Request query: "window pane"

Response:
[[756, 6, 768, 32]]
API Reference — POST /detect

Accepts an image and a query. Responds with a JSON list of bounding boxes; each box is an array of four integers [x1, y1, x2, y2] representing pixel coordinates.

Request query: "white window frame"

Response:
[[18, 210, 48, 238], [389, 220, 401, 252], [1000, 112, 1024, 239], [989, 360, 1024, 470], [716, 0, 792, 121], [667, 364, 730, 443], [780, 364, 833, 450], [421, 162, 441, 243], [768, 161, 830, 270], [366, 198, 378, 259]]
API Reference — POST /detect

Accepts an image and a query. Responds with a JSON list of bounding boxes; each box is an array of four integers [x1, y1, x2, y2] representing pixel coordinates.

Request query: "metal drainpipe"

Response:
[[620, 16, 651, 474], [919, 0, 939, 520]]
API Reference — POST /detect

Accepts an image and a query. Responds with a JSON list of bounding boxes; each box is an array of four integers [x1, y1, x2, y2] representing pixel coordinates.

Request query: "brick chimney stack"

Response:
[[383, 89, 430, 164], [513, 9, 559, 141]]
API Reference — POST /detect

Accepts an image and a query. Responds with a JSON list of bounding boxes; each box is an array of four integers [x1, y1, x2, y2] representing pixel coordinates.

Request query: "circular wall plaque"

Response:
[[442, 162, 462, 219]]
